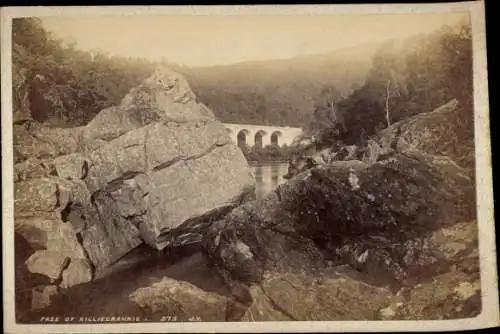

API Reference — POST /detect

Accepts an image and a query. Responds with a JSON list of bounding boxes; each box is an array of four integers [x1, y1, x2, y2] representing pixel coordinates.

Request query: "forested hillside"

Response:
[[178, 44, 378, 127], [12, 17, 472, 141], [330, 21, 473, 145], [12, 18, 156, 126], [12, 18, 375, 128]]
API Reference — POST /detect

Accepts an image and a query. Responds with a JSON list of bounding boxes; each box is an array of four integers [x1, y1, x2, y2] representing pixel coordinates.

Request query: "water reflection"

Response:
[[252, 163, 289, 199]]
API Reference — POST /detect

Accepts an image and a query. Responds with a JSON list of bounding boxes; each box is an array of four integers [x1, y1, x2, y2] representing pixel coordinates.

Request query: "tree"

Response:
[[310, 85, 347, 135], [384, 79, 395, 128], [12, 18, 156, 127], [335, 20, 473, 145]]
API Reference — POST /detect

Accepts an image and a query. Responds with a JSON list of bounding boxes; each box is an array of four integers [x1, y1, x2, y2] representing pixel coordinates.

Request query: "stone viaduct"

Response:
[[222, 123, 304, 149]]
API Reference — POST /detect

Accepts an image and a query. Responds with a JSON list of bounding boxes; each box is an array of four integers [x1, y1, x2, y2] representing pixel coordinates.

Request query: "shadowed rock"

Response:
[[128, 277, 236, 321], [240, 272, 398, 321], [13, 66, 255, 314], [202, 150, 476, 293]]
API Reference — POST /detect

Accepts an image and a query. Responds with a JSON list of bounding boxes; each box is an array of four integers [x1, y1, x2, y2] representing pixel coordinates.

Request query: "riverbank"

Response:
[[24, 249, 233, 322]]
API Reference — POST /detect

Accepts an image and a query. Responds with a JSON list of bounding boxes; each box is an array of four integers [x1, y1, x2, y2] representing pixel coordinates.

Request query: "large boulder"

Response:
[[198, 98, 480, 320], [371, 99, 474, 171], [13, 65, 255, 310], [128, 277, 234, 321], [202, 150, 477, 297], [79, 66, 216, 151]]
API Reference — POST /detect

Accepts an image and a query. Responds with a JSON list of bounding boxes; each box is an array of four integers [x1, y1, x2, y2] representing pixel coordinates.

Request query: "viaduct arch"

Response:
[[223, 123, 303, 149]]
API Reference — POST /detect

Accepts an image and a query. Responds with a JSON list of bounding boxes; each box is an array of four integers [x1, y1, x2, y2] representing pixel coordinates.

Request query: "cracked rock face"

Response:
[[13, 66, 255, 315]]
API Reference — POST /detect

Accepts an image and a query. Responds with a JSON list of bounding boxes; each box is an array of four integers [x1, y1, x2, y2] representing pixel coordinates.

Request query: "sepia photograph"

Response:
[[1, 2, 498, 333]]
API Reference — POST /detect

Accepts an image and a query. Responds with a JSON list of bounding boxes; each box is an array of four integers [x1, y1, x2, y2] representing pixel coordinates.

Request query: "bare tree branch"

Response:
[[385, 79, 391, 128]]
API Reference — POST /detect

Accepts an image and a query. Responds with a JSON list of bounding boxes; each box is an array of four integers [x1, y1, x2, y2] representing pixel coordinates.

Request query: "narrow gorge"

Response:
[[14, 67, 480, 322]]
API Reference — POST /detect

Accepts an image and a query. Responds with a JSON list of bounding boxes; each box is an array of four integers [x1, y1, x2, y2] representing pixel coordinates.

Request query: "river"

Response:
[[251, 162, 289, 199]]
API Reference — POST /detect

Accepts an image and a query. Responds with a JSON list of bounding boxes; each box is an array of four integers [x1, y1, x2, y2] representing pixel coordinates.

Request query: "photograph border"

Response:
[[2, 2, 498, 333]]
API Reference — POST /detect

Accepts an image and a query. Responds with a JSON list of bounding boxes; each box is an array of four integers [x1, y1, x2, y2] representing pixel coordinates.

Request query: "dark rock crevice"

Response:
[[75, 232, 96, 281], [151, 142, 228, 173]]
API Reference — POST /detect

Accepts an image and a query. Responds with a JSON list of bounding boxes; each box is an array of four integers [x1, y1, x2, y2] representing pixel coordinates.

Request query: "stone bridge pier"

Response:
[[222, 123, 303, 149]]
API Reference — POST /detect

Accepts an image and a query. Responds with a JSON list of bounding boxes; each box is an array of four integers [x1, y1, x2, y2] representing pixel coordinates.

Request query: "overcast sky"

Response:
[[41, 11, 468, 68]]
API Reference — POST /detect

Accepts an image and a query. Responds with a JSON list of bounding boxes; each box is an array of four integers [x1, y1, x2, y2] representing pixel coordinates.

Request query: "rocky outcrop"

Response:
[[349, 99, 474, 174], [204, 150, 475, 283], [18, 215, 480, 322], [14, 69, 480, 322], [235, 233, 479, 322], [202, 140, 478, 319], [44, 216, 478, 322], [284, 99, 474, 180], [373, 99, 475, 171], [197, 98, 480, 320], [240, 271, 398, 321], [14, 66, 254, 314]]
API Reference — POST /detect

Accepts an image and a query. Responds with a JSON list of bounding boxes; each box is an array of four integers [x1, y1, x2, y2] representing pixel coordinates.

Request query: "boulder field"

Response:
[[13, 67, 480, 321]]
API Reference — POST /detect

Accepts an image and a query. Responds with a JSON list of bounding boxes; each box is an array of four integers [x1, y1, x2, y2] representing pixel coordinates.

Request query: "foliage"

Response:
[[240, 144, 297, 164], [12, 18, 156, 126]]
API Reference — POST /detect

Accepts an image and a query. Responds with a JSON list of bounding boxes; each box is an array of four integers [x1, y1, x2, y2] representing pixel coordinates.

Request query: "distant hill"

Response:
[[174, 42, 383, 127]]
